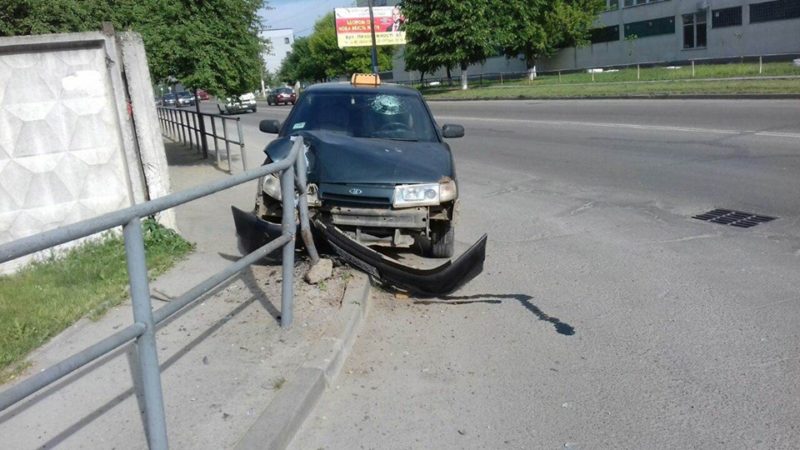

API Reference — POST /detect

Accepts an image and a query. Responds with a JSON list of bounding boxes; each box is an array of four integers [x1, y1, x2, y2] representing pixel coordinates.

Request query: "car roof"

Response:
[[303, 82, 420, 96]]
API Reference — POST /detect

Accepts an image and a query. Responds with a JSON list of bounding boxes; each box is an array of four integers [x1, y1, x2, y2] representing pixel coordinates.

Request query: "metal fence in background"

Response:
[[396, 52, 800, 88], [0, 137, 316, 450], [157, 106, 247, 173]]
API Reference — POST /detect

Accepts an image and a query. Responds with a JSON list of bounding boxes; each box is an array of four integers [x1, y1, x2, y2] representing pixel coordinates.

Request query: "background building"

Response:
[[260, 28, 294, 90], [391, 0, 798, 81], [542, 0, 800, 70]]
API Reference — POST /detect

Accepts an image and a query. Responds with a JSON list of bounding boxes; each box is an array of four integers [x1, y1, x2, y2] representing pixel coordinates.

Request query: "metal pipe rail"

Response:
[[0, 137, 315, 450], [156, 106, 247, 172]]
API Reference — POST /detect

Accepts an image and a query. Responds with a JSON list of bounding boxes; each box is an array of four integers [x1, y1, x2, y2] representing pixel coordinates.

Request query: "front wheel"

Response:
[[428, 222, 454, 258], [251, 105, 257, 113]]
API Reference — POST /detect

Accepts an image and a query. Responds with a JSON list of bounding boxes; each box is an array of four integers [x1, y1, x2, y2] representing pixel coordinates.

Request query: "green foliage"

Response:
[[402, 0, 495, 74], [496, 0, 604, 70], [279, 13, 394, 83], [0, 0, 268, 96], [0, 218, 194, 383]]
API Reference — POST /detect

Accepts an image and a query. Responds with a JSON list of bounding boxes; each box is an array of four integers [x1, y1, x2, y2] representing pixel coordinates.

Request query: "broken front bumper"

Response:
[[231, 206, 487, 297]]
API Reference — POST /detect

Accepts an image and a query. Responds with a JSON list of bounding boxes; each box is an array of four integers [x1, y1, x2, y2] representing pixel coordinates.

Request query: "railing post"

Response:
[[293, 138, 319, 265], [222, 119, 232, 173], [691, 60, 695, 77], [280, 162, 296, 328], [180, 110, 187, 144], [637, 64, 640, 80], [210, 117, 220, 166], [123, 218, 168, 450], [236, 118, 247, 172], [188, 111, 195, 149], [759, 56, 763, 75]]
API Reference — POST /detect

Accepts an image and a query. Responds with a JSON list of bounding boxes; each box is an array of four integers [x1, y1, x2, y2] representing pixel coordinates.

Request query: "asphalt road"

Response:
[[211, 99, 800, 449]]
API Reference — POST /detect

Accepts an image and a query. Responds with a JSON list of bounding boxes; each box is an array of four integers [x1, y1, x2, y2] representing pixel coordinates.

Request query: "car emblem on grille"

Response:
[[348, 188, 363, 195]]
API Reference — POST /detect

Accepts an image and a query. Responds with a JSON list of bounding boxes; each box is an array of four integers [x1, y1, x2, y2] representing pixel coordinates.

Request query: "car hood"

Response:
[[264, 131, 453, 185]]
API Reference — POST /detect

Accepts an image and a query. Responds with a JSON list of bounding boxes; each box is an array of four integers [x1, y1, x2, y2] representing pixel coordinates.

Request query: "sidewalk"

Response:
[[0, 140, 370, 449]]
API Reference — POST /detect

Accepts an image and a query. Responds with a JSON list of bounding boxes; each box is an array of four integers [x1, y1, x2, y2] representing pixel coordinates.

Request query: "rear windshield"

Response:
[[276, 88, 293, 94], [283, 91, 437, 142]]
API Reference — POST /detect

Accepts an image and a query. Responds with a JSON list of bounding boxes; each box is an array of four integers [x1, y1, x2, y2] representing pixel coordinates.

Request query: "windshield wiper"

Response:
[[384, 137, 419, 142]]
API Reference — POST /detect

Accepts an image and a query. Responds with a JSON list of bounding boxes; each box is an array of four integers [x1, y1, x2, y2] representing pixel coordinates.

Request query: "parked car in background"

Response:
[[162, 93, 177, 107], [267, 87, 296, 106], [176, 91, 196, 107], [196, 89, 209, 101], [218, 92, 257, 114]]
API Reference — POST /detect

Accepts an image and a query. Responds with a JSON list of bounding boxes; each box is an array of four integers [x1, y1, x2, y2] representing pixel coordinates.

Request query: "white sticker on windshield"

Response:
[[293, 122, 306, 130]]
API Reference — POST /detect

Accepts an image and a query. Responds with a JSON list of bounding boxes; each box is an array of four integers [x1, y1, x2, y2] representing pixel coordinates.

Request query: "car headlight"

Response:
[[439, 178, 457, 202], [262, 174, 281, 200]]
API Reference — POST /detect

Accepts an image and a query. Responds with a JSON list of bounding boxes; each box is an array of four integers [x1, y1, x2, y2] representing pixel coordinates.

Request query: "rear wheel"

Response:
[[428, 222, 454, 258]]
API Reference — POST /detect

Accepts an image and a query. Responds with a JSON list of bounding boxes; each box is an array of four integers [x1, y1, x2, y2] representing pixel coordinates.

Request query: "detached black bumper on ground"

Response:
[[232, 206, 487, 297]]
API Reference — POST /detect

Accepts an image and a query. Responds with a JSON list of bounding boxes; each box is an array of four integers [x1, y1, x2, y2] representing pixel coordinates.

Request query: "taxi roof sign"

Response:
[[351, 73, 381, 87]]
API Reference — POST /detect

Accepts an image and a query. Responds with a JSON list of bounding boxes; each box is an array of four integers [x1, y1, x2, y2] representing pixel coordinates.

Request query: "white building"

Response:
[[260, 28, 294, 89]]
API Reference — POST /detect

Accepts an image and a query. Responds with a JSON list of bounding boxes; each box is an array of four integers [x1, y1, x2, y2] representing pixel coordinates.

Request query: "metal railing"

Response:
[[157, 106, 247, 172], [398, 52, 800, 88], [0, 137, 317, 449]]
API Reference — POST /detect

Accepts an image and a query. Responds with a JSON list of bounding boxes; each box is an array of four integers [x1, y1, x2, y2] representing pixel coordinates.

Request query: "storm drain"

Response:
[[693, 209, 776, 228]]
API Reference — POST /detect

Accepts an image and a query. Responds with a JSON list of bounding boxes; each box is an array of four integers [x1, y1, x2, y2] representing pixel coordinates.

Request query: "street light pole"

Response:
[[367, 0, 379, 74]]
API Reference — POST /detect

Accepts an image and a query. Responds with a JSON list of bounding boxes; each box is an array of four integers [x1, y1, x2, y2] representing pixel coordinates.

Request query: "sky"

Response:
[[262, 0, 357, 37]]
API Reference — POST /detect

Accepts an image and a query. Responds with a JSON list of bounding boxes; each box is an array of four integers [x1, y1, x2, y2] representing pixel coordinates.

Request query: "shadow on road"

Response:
[[416, 293, 576, 336]]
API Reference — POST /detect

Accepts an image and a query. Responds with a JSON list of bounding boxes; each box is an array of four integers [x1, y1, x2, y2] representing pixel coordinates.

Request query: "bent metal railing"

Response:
[[0, 136, 316, 449], [156, 106, 247, 172]]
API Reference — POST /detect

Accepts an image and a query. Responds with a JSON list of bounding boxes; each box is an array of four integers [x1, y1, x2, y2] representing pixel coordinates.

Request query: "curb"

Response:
[[234, 272, 371, 450]]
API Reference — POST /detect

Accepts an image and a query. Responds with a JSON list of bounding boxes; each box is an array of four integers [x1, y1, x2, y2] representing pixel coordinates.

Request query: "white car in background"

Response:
[[218, 92, 257, 114]]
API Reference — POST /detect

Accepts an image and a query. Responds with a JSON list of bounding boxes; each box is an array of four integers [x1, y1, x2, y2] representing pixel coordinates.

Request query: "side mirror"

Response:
[[259, 119, 281, 134], [441, 124, 464, 138]]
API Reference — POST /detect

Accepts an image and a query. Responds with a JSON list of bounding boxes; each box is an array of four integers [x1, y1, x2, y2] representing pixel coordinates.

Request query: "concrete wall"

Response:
[[0, 31, 173, 273], [543, 0, 800, 70]]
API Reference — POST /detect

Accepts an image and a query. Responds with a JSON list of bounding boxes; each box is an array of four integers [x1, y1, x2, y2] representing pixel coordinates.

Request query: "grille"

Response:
[[693, 209, 776, 228]]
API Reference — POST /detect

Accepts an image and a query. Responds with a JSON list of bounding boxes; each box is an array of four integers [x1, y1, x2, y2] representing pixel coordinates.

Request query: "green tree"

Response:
[[0, 0, 268, 96], [280, 13, 393, 83], [496, 0, 603, 80], [402, 0, 495, 90]]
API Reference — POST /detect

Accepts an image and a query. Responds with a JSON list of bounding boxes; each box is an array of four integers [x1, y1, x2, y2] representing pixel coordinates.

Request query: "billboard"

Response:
[[334, 6, 406, 48]]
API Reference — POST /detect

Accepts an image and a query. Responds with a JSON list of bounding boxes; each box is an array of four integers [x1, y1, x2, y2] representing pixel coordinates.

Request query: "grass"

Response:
[[420, 61, 800, 100], [0, 218, 194, 383]]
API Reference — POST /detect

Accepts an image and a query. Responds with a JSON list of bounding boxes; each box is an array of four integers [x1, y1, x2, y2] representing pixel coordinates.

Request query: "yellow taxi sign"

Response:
[[351, 73, 381, 87]]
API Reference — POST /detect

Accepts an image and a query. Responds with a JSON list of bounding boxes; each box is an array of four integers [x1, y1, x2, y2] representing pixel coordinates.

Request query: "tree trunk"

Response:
[[419, 70, 425, 86], [460, 62, 468, 90], [446, 67, 452, 85], [527, 58, 537, 80]]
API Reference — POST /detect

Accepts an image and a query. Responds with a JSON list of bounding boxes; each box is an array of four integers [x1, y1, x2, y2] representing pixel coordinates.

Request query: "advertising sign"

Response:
[[334, 6, 407, 48]]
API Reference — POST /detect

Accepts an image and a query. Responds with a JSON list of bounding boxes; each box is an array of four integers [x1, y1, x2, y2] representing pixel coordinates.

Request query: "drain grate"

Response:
[[693, 209, 776, 228]]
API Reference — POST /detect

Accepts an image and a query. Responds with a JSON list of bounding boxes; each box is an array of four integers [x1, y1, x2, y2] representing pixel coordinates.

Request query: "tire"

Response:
[[251, 105, 257, 113], [428, 222, 454, 258]]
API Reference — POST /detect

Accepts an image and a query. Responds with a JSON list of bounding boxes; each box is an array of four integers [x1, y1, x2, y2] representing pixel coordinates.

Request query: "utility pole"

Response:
[[367, 0, 379, 74]]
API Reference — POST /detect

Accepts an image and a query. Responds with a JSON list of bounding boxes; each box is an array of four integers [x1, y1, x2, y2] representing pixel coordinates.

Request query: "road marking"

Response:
[[437, 116, 800, 140]]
